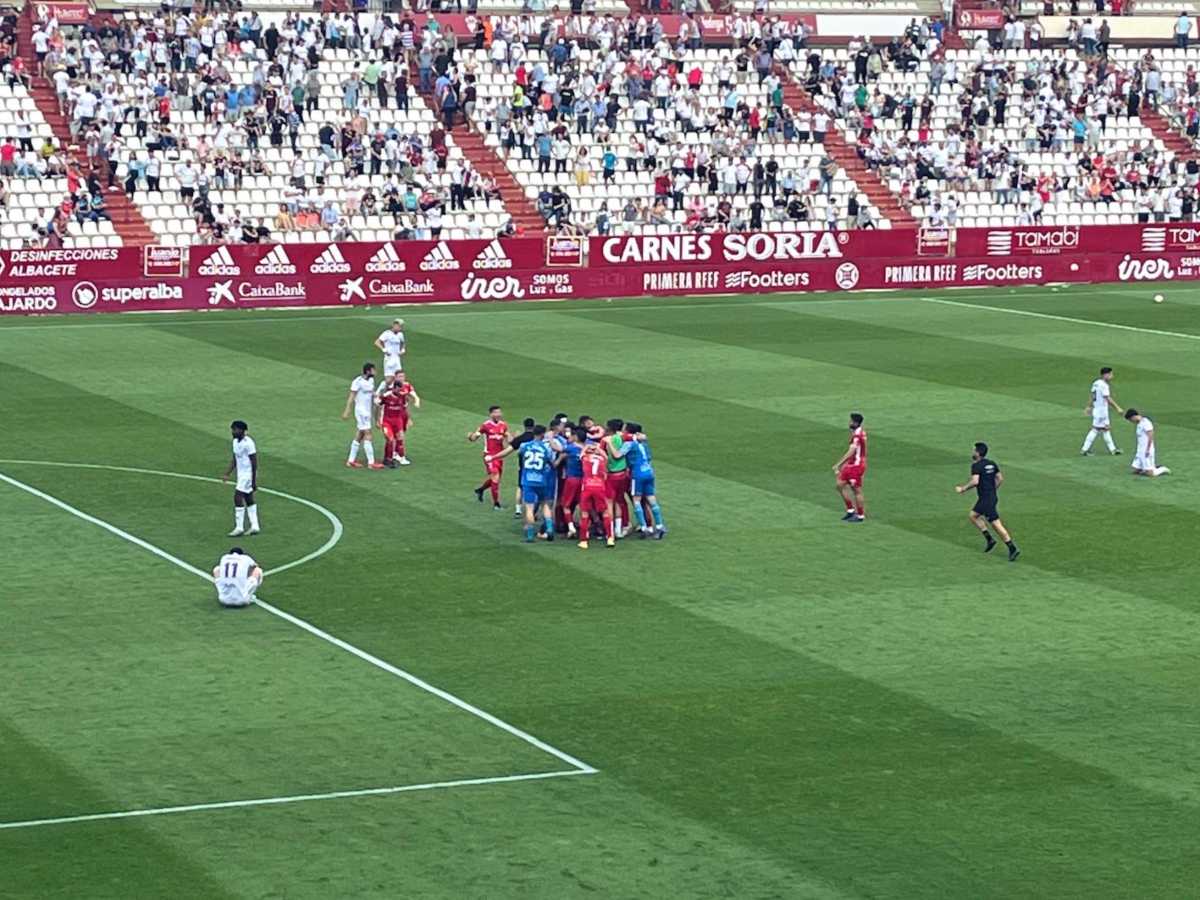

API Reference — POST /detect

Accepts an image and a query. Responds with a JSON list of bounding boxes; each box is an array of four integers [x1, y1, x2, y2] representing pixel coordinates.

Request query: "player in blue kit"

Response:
[[516, 425, 559, 542], [557, 426, 585, 539], [623, 423, 666, 539]]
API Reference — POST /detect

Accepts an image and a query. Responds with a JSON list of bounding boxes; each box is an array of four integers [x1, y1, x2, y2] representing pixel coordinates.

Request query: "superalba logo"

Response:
[[310, 244, 351, 274], [472, 239, 513, 270], [197, 246, 241, 276], [255, 246, 297, 275], [365, 243, 407, 272], [419, 241, 460, 271]]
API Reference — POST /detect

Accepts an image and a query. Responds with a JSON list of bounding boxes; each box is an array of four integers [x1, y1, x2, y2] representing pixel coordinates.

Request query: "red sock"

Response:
[[616, 496, 629, 524], [384, 438, 394, 462], [603, 514, 614, 538], [396, 437, 405, 458], [844, 498, 855, 512], [489, 481, 500, 503], [580, 513, 591, 536], [855, 503, 864, 517]]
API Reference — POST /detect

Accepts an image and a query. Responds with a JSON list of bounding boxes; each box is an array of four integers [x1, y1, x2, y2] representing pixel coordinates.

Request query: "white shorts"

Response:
[[1133, 450, 1156, 471], [216, 581, 258, 607], [383, 355, 403, 376], [1092, 412, 1110, 429], [235, 474, 254, 494], [355, 409, 373, 431]]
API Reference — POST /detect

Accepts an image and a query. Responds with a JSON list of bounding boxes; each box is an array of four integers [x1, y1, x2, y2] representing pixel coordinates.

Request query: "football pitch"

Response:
[[3, 284, 1200, 899]]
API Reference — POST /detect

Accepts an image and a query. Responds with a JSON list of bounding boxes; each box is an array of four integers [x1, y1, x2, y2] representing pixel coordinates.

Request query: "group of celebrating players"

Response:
[[468, 408, 666, 548]]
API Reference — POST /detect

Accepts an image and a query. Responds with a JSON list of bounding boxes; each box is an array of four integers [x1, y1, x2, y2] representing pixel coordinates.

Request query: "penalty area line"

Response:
[[0, 769, 593, 831], [919, 296, 1200, 341], [0, 468, 598, 777]]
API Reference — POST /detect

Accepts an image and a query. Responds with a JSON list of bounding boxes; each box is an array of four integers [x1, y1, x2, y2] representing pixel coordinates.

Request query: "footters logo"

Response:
[[723, 270, 810, 290]]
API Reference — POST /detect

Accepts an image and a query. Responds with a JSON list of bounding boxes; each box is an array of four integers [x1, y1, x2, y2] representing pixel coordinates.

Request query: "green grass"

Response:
[[2, 283, 1200, 899]]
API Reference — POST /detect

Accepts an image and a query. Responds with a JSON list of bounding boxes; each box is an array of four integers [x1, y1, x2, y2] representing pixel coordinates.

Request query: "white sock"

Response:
[[1081, 429, 1098, 452], [348, 440, 360, 462], [1102, 431, 1116, 452], [247, 504, 260, 530], [615, 516, 623, 534], [364, 440, 375, 464], [235, 507, 245, 530]]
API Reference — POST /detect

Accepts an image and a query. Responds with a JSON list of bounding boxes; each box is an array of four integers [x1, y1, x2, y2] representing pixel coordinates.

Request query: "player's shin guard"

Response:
[[1081, 429, 1098, 452], [247, 504, 260, 530]]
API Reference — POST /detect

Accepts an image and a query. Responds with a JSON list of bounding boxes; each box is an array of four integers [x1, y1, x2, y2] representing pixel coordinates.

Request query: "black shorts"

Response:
[[973, 498, 999, 522]]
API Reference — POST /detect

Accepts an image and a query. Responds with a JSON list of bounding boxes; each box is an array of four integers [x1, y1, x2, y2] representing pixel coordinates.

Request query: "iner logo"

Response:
[[461, 272, 525, 301], [1118, 255, 1175, 281]]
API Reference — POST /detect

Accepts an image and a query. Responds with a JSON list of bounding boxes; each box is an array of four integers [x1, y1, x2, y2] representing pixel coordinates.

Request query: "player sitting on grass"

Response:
[[622, 423, 666, 539], [213, 547, 263, 608], [1124, 409, 1171, 477]]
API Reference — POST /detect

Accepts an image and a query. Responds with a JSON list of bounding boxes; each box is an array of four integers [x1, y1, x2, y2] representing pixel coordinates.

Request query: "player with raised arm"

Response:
[[578, 428, 615, 549], [624, 422, 666, 539], [213, 547, 263, 608], [342, 363, 383, 469], [956, 441, 1020, 562], [1081, 366, 1123, 456], [1125, 409, 1171, 476], [374, 318, 406, 376], [222, 420, 259, 536], [377, 370, 420, 467], [832, 412, 868, 523], [507, 417, 537, 517], [468, 405, 510, 509]]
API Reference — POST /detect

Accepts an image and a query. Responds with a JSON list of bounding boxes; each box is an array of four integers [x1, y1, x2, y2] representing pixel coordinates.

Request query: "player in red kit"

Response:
[[377, 372, 421, 467], [468, 406, 510, 509], [833, 411, 867, 522], [578, 428, 615, 549]]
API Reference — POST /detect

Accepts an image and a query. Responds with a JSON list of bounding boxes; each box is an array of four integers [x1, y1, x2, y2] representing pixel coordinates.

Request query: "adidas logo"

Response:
[[419, 241, 460, 272], [310, 244, 352, 274], [365, 242, 407, 273], [197, 246, 241, 277], [255, 245, 297, 275], [472, 239, 513, 270]]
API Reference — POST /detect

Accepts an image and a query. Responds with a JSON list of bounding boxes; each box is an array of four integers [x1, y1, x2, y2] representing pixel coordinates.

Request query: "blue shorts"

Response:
[[632, 475, 656, 497], [522, 482, 553, 505]]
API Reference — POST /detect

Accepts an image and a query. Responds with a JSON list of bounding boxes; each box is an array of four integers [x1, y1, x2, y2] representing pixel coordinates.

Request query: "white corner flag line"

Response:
[[0, 467, 596, 831]]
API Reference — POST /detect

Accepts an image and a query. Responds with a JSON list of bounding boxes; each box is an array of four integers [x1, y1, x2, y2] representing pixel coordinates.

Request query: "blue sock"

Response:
[[543, 518, 553, 535], [524, 524, 535, 541], [650, 503, 663, 527], [632, 503, 648, 529]]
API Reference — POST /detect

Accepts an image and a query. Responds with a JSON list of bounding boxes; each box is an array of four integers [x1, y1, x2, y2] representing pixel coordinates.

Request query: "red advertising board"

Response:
[[0, 225, 1191, 317], [33, 1, 91, 24], [956, 8, 1006, 29]]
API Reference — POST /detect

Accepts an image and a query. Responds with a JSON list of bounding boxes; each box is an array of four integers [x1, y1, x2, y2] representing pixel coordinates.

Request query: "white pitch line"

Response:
[[0, 459, 341, 577], [920, 296, 1200, 341], [0, 769, 591, 831], [0, 467, 597, 776]]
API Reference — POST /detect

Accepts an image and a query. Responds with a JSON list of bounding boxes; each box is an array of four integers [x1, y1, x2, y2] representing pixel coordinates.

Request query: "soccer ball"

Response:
[[1154, 294, 1164, 303]]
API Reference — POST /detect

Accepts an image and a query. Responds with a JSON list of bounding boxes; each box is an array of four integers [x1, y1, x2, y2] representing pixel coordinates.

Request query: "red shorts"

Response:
[[484, 455, 505, 476], [838, 464, 865, 489], [382, 415, 408, 439], [580, 488, 607, 514], [605, 470, 631, 500], [559, 476, 581, 508]]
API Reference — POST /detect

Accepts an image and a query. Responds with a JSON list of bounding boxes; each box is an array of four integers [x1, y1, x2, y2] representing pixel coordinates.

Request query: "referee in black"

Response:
[[956, 442, 1020, 562]]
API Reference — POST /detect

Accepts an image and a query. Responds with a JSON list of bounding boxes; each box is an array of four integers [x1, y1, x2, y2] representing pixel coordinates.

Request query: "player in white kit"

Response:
[[342, 362, 383, 469], [1081, 366, 1122, 456], [1124, 409, 1171, 476], [213, 547, 263, 608], [222, 420, 260, 536], [374, 319, 406, 376]]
